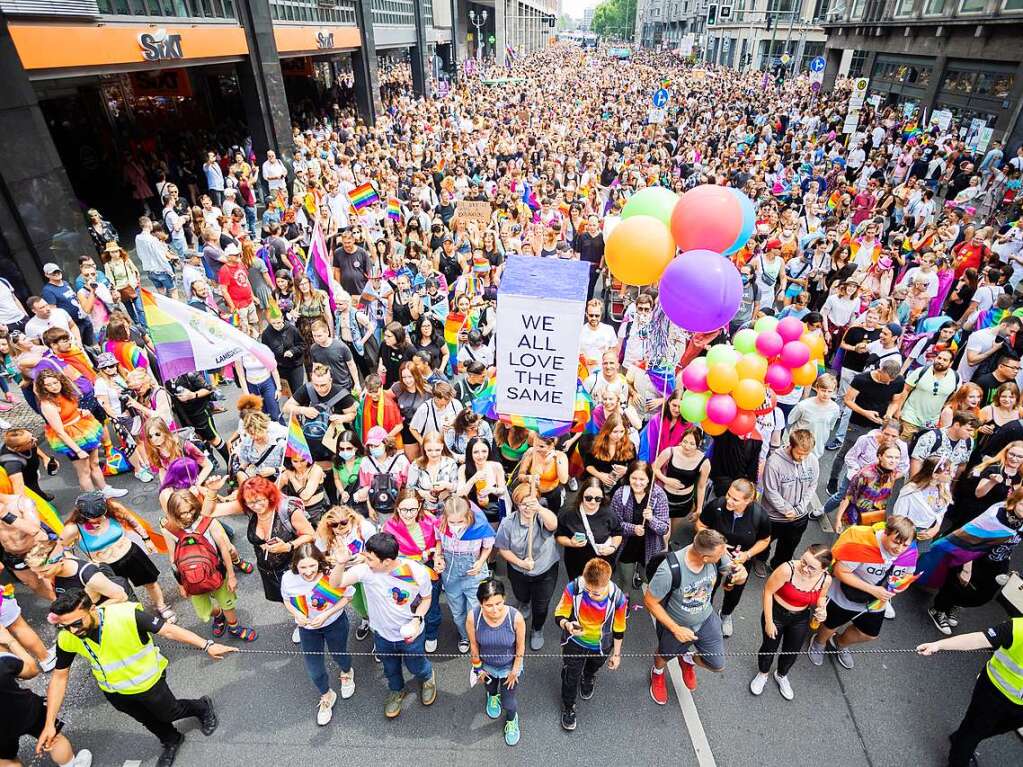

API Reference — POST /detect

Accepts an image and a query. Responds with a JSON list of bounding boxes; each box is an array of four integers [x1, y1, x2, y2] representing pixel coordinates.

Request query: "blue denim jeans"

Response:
[[823, 473, 850, 516], [441, 553, 488, 641], [247, 377, 281, 422], [424, 575, 443, 642], [373, 631, 432, 692], [298, 613, 352, 695]]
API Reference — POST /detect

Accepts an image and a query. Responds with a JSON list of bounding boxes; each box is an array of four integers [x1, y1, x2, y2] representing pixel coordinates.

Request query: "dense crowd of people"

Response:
[[1, 43, 1022, 767]]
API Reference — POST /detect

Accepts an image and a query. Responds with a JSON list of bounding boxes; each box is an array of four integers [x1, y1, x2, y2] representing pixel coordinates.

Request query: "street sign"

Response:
[[780, 53, 791, 65], [811, 81, 821, 93], [848, 77, 869, 110], [809, 56, 825, 73], [652, 88, 669, 108]]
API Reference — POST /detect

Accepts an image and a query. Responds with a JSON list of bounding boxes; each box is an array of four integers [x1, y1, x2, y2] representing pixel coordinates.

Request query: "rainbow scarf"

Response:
[[289, 576, 346, 616], [285, 417, 312, 463], [104, 339, 148, 372], [916, 506, 1020, 589], [348, 182, 379, 211]]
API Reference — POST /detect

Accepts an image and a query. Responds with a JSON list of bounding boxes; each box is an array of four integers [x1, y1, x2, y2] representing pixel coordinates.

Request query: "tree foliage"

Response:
[[590, 0, 637, 40]]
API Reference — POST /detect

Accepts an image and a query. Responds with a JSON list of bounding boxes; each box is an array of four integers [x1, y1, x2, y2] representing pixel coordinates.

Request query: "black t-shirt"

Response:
[[699, 498, 770, 552], [332, 246, 369, 296], [841, 326, 881, 372], [556, 506, 623, 576], [309, 341, 355, 390], [293, 383, 354, 415], [849, 371, 905, 428], [53, 557, 120, 600], [166, 372, 213, 421], [0, 448, 40, 493], [414, 338, 444, 371], [984, 620, 1016, 649], [55, 609, 165, 670], [380, 343, 414, 384], [0, 653, 42, 736], [973, 371, 1014, 405]]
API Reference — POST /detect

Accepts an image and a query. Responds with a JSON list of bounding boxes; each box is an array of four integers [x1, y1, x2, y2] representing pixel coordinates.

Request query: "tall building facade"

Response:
[[705, 0, 827, 70]]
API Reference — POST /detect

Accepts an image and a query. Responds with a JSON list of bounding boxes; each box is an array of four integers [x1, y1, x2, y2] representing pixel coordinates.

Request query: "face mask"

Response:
[[338, 449, 356, 461], [369, 445, 386, 459]]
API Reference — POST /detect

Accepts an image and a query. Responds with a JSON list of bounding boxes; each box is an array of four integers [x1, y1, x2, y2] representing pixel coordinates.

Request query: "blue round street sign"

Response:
[[809, 56, 826, 73], [652, 88, 669, 108]]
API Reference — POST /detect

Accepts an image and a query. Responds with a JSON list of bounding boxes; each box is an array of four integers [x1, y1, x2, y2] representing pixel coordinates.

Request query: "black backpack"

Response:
[[645, 548, 683, 604], [368, 455, 401, 513], [908, 427, 943, 457]]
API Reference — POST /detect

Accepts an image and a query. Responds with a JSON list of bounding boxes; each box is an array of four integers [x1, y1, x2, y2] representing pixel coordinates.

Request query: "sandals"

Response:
[[156, 605, 177, 624], [212, 613, 227, 637], [228, 624, 258, 642], [234, 558, 254, 575]]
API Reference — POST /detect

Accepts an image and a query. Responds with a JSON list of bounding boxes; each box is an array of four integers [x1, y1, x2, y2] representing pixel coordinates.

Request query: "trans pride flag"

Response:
[[916, 506, 1020, 589]]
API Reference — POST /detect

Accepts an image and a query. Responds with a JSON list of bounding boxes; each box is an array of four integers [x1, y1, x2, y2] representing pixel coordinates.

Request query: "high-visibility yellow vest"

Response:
[[986, 617, 1023, 705], [57, 602, 168, 695]]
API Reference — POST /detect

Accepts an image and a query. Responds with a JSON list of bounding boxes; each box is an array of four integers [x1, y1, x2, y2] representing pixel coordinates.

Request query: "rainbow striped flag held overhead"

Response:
[[285, 417, 312, 464], [305, 222, 336, 314], [140, 289, 277, 380], [387, 197, 402, 221], [902, 121, 922, 142], [826, 190, 842, 210], [348, 182, 379, 211]]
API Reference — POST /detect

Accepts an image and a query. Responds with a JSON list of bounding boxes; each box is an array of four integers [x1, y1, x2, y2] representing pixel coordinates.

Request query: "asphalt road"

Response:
[[11, 393, 1023, 767]]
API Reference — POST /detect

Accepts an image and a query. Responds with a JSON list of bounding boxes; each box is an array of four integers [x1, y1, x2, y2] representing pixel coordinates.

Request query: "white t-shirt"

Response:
[[892, 485, 947, 532], [957, 326, 999, 381], [900, 267, 939, 299], [0, 279, 26, 324], [786, 397, 840, 458], [962, 284, 1001, 328], [579, 323, 618, 367], [93, 376, 127, 417], [24, 307, 75, 341], [279, 571, 354, 628], [821, 294, 858, 328], [348, 558, 432, 642]]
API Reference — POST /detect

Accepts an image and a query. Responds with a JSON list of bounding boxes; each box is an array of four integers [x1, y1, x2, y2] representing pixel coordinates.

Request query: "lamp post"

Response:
[[469, 8, 488, 60]]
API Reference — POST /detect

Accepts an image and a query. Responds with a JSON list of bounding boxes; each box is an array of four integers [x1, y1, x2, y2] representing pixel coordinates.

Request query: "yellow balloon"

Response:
[[733, 378, 767, 410], [801, 331, 826, 361], [735, 353, 769, 382], [707, 363, 739, 394], [701, 418, 728, 436], [604, 214, 676, 286], [792, 361, 819, 387]]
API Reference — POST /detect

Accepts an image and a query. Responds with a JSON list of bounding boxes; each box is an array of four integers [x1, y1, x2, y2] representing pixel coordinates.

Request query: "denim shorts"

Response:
[[147, 271, 176, 292]]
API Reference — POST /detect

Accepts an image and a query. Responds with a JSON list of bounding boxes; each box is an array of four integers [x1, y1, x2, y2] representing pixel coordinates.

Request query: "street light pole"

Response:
[[469, 8, 488, 60]]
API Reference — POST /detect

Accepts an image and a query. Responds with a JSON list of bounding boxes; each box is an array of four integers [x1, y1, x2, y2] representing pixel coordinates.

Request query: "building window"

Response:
[[848, 49, 867, 76], [894, 0, 916, 14], [99, 0, 237, 16], [942, 69, 976, 94], [975, 70, 1015, 98], [923, 0, 944, 12], [850, 0, 866, 17], [269, 0, 357, 24], [957, 0, 985, 10], [1005, 0, 1023, 10]]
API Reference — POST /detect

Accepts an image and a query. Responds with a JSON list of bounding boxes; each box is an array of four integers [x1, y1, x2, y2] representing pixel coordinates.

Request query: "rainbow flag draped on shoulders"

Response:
[[974, 305, 1023, 332], [832, 522, 918, 587], [916, 506, 1019, 589], [104, 339, 149, 372]]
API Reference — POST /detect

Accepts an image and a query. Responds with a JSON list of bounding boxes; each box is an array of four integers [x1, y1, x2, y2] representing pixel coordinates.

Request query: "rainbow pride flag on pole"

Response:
[[305, 222, 336, 314], [348, 182, 379, 211], [471, 376, 593, 437], [140, 289, 276, 380], [285, 417, 312, 464], [387, 197, 402, 222]]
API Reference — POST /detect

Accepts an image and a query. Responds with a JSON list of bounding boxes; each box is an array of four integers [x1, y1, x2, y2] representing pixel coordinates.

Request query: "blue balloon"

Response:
[[722, 188, 756, 256]]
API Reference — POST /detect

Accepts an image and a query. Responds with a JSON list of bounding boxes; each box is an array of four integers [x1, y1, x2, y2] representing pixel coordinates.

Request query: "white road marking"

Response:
[[643, 584, 717, 767], [122, 761, 142, 767]]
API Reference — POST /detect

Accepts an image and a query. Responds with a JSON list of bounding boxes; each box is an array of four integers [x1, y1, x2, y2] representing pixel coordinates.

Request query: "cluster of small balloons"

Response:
[[677, 316, 827, 437], [603, 184, 755, 333]]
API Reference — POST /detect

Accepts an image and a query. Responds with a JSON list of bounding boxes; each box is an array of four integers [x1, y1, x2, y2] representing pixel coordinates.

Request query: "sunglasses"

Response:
[[60, 617, 88, 632], [583, 493, 604, 502], [330, 519, 351, 528], [587, 314, 601, 319]]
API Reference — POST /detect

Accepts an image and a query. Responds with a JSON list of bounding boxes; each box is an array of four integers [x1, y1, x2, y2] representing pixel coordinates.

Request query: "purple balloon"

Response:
[[659, 250, 743, 333]]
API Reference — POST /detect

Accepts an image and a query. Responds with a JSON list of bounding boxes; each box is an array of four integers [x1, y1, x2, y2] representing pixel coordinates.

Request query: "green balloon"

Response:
[[754, 316, 779, 334], [680, 391, 710, 423], [705, 343, 739, 368], [733, 328, 758, 355], [621, 186, 679, 229]]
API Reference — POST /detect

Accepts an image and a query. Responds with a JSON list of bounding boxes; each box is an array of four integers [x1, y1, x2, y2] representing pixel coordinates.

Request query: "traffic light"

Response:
[[707, 4, 717, 25]]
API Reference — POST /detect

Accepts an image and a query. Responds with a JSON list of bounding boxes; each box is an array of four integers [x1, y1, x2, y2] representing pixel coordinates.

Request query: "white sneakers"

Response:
[[317, 689, 337, 726], [101, 485, 127, 498], [750, 672, 794, 700], [339, 670, 356, 699], [292, 626, 301, 644], [71, 750, 93, 767], [424, 639, 438, 653]]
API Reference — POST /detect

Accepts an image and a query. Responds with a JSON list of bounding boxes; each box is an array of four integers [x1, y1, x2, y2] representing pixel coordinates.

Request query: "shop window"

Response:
[[942, 69, 976, 93], [975, 71, 1014, 98]]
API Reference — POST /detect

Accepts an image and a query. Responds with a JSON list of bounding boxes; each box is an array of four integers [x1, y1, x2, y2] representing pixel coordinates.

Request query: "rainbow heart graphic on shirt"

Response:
[[391, 587, 411, 606]]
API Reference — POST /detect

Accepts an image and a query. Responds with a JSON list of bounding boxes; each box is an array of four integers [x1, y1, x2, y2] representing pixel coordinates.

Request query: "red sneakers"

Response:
[[680, 660, 698, 691], [649, 668, 668, 705]]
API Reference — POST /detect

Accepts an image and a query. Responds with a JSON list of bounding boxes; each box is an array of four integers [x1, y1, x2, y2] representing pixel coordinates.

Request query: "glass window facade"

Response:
[[269, 0, 357, 24], [98, 0, 237, 17], [371, 0, 415, 25]]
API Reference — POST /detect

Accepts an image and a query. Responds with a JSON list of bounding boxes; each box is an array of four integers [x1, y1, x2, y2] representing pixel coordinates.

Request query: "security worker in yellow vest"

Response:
[[38, 589, 237, 767], [917, 616, 1023, 767]]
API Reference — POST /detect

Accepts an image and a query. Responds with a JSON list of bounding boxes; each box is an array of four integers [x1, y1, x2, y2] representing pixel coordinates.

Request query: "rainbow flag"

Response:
[[104, 339, 148, 372], [826, 190, 842, 210], [389, 562, 419, 584], [435, 158, 446, 174], [866, 573, 918, 611], [289, 577, 346, 616], [444, 311, 471, 375], [285, 417, 312, 463], [348, 182, 379, 211], [902, 121, 921, 142], [387, 197, 402, 222], [470, 375, 594, 438], [917, 506, 1019, 589], [140, 289, 276, 380]]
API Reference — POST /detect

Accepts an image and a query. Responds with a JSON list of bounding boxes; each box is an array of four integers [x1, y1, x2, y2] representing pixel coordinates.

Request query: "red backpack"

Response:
[[169, 517, 224, 596]]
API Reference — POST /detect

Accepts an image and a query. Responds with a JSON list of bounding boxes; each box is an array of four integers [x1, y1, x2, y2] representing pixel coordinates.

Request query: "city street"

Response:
[[12, 398, 1022, 767]]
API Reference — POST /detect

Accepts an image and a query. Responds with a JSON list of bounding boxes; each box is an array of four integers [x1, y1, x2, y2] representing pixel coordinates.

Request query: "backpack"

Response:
[[169, 517, 224, 596], [644, 548, 683, 603], [368, 455, 401, 513], [908, 427, 943, 457], [302, 383, 348, 441]]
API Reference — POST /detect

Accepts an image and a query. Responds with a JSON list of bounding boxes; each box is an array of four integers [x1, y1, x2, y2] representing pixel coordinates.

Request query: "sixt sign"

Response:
[[316, 30, 335, 49], [138, 29, 183, 62]]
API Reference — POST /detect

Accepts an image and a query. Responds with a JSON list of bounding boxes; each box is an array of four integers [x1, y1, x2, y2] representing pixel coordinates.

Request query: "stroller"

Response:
[[602, 268, 640, 328]]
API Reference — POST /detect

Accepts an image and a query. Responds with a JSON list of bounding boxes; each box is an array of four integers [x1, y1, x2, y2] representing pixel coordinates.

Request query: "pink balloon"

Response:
[[706, 394, 738, 426], [681, 359, 709, 393], [670, 185, 744, 253], [755, 330, 784, 359], [765, 363, 793, 392], [779, 341, 811, 369], [776, 316, 805, 343]]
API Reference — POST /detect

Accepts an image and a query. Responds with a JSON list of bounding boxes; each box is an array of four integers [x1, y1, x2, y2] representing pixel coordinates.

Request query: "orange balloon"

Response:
[[604, 214, 676, 286], [706, 363, 739, 394], [735, 353, 769, 382], [801, 331, 826, 361], [701, 418, 728, 436], [792, 361, 819, 387], [733, 378, 767, 410]]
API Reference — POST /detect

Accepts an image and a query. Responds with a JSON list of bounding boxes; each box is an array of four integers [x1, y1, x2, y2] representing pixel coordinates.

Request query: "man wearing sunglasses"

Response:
[[40, 590, 236, 767], [579, 299, 617, 372]]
